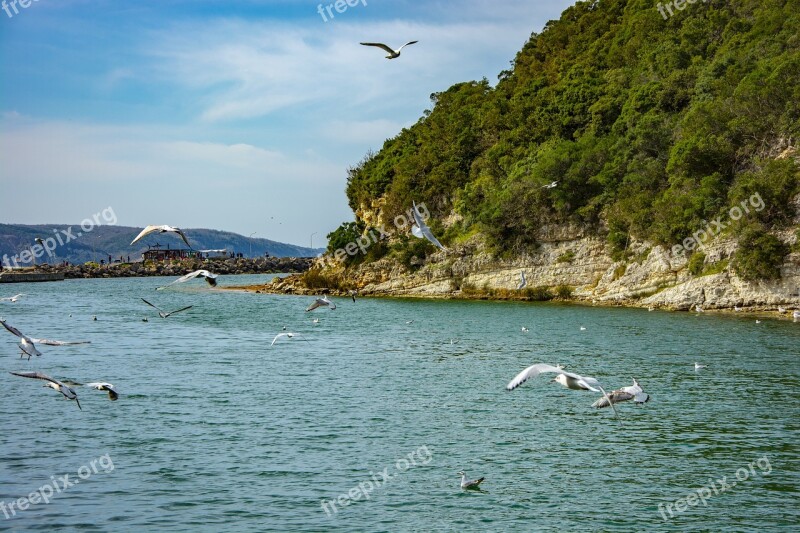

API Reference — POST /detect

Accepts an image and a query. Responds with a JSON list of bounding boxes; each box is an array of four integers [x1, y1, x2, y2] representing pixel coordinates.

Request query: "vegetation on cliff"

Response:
[[335, 0, 800, 280]]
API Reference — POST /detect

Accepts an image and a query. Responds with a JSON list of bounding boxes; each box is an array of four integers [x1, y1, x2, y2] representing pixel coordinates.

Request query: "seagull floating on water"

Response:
[[517, 271, 527, 290], [410, 201, 445, 250], [0, 293, 24, 303], [457, 471, 485, 490], [591, 379, 650, 408], [755, 319, 761, 324], [360, 40, 418, 59], [131, 225, 192, 248], [10, 371, 81, 409], [580, 326, 587, 331], [694, 305, 704, 313], [306, 296, 336, 312], [506, 363, 618, 417], [521, 327, 529, 333], [157, 270, 218, 290], [141, 298, 193, 318], [778, 306, 786, 313], [694, 362, 707, 371], [734, 305, 741, 312]]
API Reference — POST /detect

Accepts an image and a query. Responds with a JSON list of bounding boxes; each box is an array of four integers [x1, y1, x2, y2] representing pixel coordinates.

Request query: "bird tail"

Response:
[[476, 477, 485, 485]]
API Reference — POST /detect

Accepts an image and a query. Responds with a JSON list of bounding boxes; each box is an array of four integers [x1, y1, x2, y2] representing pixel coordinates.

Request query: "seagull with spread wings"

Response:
[[131, 225, 192, 248], [506, 363, 619, 417], [360, 40, 418, 59], [0, 294, 24, 303], [85, 382, 119, 401], [591, 379, 650, 408], [410, 201, 445, 250], [1, 318, 43, 359], [141, 298, 193, 318], [157, 270, 218, 290], [305, 296, 336, 312], [10, 371, 81, 409]]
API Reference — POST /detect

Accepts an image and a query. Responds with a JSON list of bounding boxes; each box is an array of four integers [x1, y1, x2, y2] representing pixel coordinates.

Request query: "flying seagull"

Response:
[[85, 382, 119, 401], [157, 270, 218, 290], [1, 319, 42, 359], [591, 379, 650, 408], [542, 181, 558, 189], [517, 271, 527, 290], [10, 371, 81, 409], [410, 201, 445, 250], [457, 471, 485, 490], [271, 332, 307, 346], [131, 225, 192, 248], [0, 294, 24, 303], [506, 363, 618, 417], [349, 289, 357, 303], [306, 296, 336, 312], [140, 298, 193, 318], [360, 40, 418, 59]]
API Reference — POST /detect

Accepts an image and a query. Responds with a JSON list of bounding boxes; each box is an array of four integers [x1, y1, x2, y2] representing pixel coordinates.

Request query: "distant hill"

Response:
[[0, 224, 323, 266]]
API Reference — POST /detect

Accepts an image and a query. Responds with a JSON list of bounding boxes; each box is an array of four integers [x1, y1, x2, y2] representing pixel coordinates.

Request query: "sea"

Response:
[[1, 275, 798, 532]]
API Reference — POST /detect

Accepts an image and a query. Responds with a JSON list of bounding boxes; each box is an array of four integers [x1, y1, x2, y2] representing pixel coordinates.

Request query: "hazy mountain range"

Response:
[[0, 224, 322, 266]]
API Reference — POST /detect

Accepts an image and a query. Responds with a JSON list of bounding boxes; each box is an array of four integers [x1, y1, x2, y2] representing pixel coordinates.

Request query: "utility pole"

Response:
[[249, 232, 256, 258]]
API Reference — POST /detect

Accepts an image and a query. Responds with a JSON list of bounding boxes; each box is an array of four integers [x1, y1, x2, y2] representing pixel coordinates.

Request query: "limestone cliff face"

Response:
[[268, 196, 800, 312]]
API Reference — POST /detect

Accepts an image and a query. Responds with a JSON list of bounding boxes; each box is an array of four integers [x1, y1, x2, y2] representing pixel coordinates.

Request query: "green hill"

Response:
[[0, 224, 322, 266], [337, 0, 799, 281]]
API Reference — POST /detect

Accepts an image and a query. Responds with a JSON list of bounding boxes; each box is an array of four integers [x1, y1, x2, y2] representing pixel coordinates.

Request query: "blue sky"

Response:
[[1, 0, 575, 248]]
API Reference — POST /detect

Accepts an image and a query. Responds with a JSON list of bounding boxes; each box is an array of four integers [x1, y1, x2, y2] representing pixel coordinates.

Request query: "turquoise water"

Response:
[[1, 275, 798, 532]]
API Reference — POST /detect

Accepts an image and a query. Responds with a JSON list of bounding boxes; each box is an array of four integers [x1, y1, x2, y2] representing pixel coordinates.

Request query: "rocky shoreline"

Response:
[[22, 257, 315, 279], [228, 232, 800, 317]]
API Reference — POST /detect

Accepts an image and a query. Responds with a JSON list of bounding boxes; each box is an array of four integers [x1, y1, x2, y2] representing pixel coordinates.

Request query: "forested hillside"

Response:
[[338, 0, 800, 280]]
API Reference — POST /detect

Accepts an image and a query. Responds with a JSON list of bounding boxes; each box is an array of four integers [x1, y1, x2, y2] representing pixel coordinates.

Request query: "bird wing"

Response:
[[360, 42, 396, 54], [29, 338, 90, 346], [165, 305, 193, 317], [591, 390, 634, 408], [18, 340, 42, 358], [174, 228, 192, 248], [506, 363, 565, 390], [411, 224, 424, 239], [130, 225, 162, 245], [86, 382, 118, 400], [0, 319, 26, 339], [141, 298, 165, 313], [271, 333, 287, 346], [397, 40, 418, 51], [412, 201, 445, 250], [306, 300, 322, 312], [328, 300, 337, 310], [10, 371, 60, 386]]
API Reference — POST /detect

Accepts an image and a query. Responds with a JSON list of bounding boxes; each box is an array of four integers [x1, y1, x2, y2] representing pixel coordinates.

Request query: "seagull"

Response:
[[271, 332, 306, 346], [506, 363, 618, 417], [85, 382, 119, 401], [517, 271, 527, 290], [542, 181, 558, 189], [312, 318, 320, 324], [1, 319, 42, 359], [0, 293, 24, 302], [734, 305, 741, 312], [755, 319, 761, 324], [35, 237, 45, 246], [694, 362, 707, 371], [410, 201, 445, 250], [521, 327, 529, 333], [580, 326, 587, 331], [694, 305, 704, 313], [140, 298, 193, 318], [794, 310, 800, 320], [349, 289, 357, 302], [360, 40, 418, 59], [647, 306, 655, 312], [306, 296, 336, 312], [457, 471, 485, 490], [778, 306, 786, 313], [131, 225, 192, 248], [10, 371, 81, 409], [591, 379, 650, 408], [157, 269, 218, 290], [406, 320, 414, 324]]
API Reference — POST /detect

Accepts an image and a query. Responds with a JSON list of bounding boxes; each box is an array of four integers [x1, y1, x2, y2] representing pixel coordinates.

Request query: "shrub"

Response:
[[688, 252, 706, 275], [556, 250, 576, 263], [733, 226, 788, 281], [555, 284, 574, 299]]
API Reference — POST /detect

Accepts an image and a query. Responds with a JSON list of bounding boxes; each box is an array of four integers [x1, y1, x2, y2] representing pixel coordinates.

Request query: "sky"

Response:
[[1, 0, 576, 248]]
